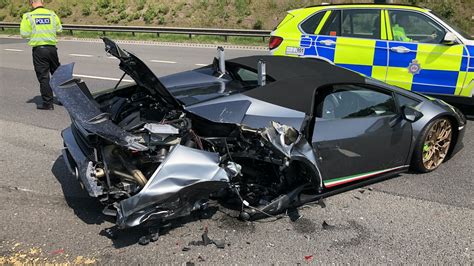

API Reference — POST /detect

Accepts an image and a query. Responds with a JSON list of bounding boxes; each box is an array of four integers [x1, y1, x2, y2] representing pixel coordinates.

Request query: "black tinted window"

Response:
[[342, 9, 381, 39], [319, 85, 396, 119], [320, 10, 341, 36], [300, 11, 326, 34]]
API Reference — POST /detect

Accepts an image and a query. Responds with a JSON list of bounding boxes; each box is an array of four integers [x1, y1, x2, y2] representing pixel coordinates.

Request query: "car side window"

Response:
[[300, 11, 326, 34], [318, 84, 396, 119], [236, 67, 258, 82], [396, 93, 421, 108], [341, 9, 381, 39], [320, 10, 341, 36], [388, 10, 445, 44]]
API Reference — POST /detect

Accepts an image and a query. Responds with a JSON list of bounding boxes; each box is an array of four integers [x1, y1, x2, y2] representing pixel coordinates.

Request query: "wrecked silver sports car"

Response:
[[53, 38, 466, 230]]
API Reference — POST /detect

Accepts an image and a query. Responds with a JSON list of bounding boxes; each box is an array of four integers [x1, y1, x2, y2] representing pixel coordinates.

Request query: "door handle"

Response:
[[390, 46, 411, 54], [319, 39, 336, 46]]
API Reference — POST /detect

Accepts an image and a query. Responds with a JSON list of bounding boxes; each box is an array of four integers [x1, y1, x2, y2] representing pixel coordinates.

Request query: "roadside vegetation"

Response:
[[0, 0, 472, 44]]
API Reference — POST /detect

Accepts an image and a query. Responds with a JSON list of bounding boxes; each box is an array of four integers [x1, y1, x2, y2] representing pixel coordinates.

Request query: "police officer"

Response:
[[392, 15, 412, 42], [20, 0, 62, 110]]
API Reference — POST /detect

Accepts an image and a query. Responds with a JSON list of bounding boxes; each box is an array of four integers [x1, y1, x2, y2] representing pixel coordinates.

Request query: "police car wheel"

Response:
[[411, 117, 453, 173]]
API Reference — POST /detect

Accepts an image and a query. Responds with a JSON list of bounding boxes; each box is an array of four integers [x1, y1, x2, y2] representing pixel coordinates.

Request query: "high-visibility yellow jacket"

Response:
[[392, 24, 412, 42], [20, 7, 62, 47]]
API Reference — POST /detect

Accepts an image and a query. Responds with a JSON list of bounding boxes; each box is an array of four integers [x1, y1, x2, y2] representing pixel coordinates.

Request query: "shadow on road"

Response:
[[26, 96, 43, 108], [456, 105, 473, 120], [51, 156, 110, 225]]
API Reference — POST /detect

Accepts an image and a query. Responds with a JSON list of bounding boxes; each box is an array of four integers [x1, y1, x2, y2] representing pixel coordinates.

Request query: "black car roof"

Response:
[[228, 55, 363, 82], [228, 56, 366, 114]]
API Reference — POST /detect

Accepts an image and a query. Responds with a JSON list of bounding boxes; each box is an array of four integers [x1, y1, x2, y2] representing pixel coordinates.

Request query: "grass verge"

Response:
[[0, 28, 268, 47]]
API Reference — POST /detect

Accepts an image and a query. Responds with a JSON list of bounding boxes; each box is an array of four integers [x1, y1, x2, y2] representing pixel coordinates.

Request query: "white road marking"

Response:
[[150, 60, 177, 64], [4, 48, 24, 52], [73, 74, 134, 83], [195, 63, 208, 66], [69, 53, 94, 57]]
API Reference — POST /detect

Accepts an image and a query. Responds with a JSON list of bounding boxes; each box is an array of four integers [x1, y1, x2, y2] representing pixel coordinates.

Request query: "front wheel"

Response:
[[411, 118, 453, 173]]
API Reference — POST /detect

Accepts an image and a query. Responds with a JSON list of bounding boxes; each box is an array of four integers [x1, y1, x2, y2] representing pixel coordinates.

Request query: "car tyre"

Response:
[[411, 117, 453, 173]]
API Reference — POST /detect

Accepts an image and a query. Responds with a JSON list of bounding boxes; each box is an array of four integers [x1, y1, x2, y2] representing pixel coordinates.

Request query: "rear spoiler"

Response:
[[50, 63, 148, 151]]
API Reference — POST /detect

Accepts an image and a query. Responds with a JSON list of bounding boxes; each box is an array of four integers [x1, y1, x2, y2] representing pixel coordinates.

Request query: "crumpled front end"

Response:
[[116, 145, 230, 228]]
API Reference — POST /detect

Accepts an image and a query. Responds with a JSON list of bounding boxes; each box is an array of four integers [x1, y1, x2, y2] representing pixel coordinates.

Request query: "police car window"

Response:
[[389, 10, 445, 44], [341, 9, 381, 39], [300, 11, 326, 34], [318, 85, 396, 119], [320, 10, 341, 36]]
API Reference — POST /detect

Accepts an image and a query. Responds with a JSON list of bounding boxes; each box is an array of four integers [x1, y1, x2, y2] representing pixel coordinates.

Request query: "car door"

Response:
[[385, 9, 466, 96], [311, 84, 412, 187], [300, 8, 389, 81]]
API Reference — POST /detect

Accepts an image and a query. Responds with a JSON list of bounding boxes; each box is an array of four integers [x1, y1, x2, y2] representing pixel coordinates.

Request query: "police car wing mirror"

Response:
[[402, 105, 423, 123], [442, 32, 458, 45]]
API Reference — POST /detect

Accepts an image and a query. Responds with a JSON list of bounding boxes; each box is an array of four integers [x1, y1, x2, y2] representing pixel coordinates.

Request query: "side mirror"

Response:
[[402, 105, 423, 122], [442, 32, 458, 45]]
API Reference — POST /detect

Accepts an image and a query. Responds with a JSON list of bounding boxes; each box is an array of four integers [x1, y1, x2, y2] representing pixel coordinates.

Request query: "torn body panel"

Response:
[[116, 145, 230, 228]]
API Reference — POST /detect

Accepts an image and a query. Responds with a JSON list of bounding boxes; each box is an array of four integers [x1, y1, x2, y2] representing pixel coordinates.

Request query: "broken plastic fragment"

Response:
[[188, 227, 226, 249], [51, 249, 64, 255], [287, 208, 301, 222], [138, 236, 150, 245], [317, 200, 326, 208], [304, 255, 314, 262], [149, 228, 160, 242], [322, 221, 335, 230], [213, 239, 225, 249], [202, 228, 211, 246]]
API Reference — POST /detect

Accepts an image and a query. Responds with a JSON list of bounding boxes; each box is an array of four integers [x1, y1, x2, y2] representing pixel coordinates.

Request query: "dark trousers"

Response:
[[32, 45, 60, 104]]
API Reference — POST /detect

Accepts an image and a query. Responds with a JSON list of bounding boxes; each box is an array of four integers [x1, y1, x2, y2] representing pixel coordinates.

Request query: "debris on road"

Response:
[[138, 236, 150, 246], [188, 227, 226, 249], [317, 200, 326, 208], [50, 248, 64, 255], [322, 221, 335, 230], [287, 208, 302, 222], [304, 255, 314, 262]]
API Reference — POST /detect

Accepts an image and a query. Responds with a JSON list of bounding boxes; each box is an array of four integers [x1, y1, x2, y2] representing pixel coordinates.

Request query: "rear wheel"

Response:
[[412, 118, 452, 173]]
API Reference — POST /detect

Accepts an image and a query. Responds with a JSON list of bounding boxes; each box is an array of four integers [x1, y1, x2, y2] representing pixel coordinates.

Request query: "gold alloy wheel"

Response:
[[422, 118, 452, 170]]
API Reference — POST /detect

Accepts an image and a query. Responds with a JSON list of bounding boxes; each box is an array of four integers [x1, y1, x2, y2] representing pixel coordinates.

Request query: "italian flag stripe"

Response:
[[323, 166, 407, 188]]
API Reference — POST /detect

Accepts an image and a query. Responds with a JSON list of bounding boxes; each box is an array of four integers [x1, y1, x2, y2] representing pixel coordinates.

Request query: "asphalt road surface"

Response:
[[0, 36, 472, 264]]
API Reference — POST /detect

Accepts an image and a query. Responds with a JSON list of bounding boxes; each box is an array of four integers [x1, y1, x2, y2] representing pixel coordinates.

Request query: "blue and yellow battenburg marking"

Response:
[[297, 36, 473, 97]]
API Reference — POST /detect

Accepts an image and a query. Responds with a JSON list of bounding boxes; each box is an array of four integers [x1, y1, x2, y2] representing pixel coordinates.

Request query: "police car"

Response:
[[269, 4, 474, 105]]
